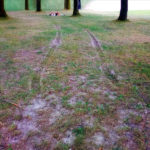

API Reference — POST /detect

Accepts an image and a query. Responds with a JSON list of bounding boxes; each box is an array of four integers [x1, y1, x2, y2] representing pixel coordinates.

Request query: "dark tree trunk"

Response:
[[73, 0, 80, 16], [118, 0, 128, 21], [25, 0, 29, 10], [64, 0, 71, 10], [36, 0, 41, 12], [0, 0, 7, 17]]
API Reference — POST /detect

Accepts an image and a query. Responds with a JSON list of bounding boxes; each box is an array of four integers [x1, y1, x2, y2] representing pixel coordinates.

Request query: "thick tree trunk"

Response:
[[25, 0, 29, 10], [0, 0, 7, 17], [118, 0, 128, 21], [73, 0, 80, 16], [64, 0, 71, 10], [36, 0, 41, 12]]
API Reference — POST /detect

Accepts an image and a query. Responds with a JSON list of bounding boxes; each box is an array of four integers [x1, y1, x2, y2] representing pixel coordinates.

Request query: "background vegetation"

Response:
[[5, 0, 90, 11]]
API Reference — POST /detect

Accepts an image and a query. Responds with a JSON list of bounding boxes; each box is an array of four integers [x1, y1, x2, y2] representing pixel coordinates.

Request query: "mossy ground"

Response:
[[0, 11, 150, 150]]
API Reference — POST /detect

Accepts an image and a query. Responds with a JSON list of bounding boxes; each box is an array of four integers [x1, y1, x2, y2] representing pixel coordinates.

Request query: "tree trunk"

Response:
[[64, 0, 71, 10], [25, 0, 29, 10], [73, 0, 80, 16], [118, 0, 128, 21], [36, 0, 41, 12], [0, 0, 7, 17]]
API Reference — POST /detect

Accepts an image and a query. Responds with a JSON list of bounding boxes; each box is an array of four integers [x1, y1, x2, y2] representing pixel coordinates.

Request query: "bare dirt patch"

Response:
[[13, 49, 45, 68], [0, 94, 73, 149]]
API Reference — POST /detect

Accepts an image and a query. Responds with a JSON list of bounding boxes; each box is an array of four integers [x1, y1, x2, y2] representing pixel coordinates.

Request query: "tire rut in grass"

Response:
[[50, 25, 62, 49], [86, 29, 122, 82], [86, 29, 103, 52]]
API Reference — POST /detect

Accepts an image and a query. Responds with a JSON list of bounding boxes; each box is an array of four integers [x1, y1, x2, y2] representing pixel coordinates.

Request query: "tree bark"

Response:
[[0, 0, 7, 17], [73, 0, 80, 16], [25, 0, 29, 10], [36, 0, 41, 12], [118, 0, 128, 21], [64, 0, 71, 10]]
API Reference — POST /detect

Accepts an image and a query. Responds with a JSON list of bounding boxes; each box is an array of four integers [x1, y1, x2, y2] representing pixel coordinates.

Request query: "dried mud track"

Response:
[[86, 29, 118, 80], [50, 25, 62, 49], [86, 29, 103, 52]]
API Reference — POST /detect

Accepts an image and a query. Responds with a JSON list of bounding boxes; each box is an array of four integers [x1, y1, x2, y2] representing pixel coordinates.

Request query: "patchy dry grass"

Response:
[[0, 11, 150, 150]]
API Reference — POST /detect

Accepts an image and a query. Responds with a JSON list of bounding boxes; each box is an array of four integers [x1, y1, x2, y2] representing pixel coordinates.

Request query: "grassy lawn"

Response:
[[0, 11, 150, 150], [82, 10, 150, 19]]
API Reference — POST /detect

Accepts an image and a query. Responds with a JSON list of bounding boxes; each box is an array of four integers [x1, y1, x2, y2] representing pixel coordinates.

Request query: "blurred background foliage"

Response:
[[5, 0, 91, 11]]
